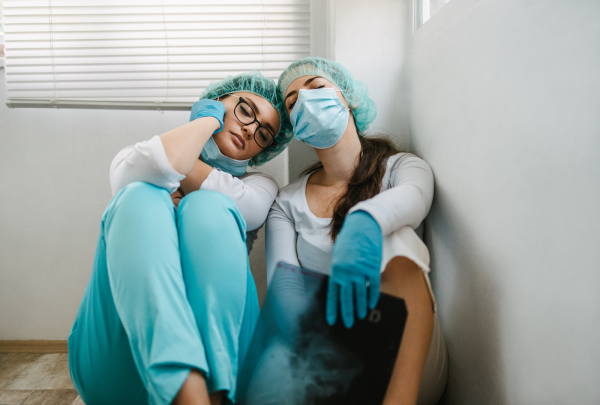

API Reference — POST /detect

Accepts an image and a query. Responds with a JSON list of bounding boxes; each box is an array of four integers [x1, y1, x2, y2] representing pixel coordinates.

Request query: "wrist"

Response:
[[350, 210, 380, 230], [194, 116, 222, 133]]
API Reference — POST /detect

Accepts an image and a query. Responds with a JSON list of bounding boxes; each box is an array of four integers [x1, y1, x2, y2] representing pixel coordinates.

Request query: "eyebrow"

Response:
[[284, 76, 320, 103], [246, 96, 275, 133], [245, 96, 260, 116]]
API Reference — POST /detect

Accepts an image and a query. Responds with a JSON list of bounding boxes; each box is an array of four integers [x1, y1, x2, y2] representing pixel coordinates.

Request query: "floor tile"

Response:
[[3, 355, 73, 391], [0, 355, 44, 390], [0, 390, 34, 405], [69, 397, 84, 405], [22, 390, 78, 405]]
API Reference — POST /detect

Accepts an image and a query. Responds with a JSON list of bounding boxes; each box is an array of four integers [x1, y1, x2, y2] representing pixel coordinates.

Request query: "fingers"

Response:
[[355, 280, 368, 320], [326, 280, 339, 326], [340, 284, 355, 328], [368, 275, 381, 310]]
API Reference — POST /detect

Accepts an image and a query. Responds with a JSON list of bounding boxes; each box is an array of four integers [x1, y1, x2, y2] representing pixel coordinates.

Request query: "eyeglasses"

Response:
[[229, 95, 277, 149]]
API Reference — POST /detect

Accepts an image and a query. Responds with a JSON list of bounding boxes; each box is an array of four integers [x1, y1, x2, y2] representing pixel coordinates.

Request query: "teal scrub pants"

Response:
[[68, 182, 260, 405]]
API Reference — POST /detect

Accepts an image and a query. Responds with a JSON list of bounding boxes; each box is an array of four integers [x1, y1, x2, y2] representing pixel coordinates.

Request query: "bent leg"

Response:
[[69, 182, 209, 405], [381, 256, 435, 405], [68, 234, 148, 405], [177, 190, 260, 404]]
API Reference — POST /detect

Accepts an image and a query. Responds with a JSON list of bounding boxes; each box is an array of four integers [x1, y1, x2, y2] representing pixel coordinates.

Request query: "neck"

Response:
[[314, 121, 362, 185]]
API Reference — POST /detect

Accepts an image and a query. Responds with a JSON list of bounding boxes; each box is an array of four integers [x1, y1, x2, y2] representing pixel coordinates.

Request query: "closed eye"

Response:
[[239, 104, 253, 117], [288, 85, 327, 110]]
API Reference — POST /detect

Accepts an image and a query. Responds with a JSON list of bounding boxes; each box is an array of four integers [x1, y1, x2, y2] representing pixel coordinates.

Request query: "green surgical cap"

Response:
[[277, 57, 377, 133], [198, 70, 292, 166]]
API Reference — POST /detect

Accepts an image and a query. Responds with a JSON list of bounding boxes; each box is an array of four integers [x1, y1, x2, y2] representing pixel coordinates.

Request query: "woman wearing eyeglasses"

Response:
[[68, 72, 291, 405]]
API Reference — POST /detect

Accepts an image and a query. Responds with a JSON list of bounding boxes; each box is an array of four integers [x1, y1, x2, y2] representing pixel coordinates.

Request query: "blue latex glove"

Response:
[[327, 211, 383, 328], [189, 99, 226, 134]]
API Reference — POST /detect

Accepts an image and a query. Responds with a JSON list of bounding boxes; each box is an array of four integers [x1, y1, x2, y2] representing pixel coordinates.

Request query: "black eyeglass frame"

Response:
[[232, 96, 278, 150]]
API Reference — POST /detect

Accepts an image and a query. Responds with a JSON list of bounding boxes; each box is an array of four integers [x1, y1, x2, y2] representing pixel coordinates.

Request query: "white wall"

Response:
[[330, 0, 600, 402], [406, 0, 600, 403], [334, 0, 411, 150], [0, 74, 285, 339]]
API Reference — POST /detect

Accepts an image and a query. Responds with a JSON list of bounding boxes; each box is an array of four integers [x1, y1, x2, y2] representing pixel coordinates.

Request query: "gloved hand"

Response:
[[327, 210, 383, 328], [189, 99, 226, 134]]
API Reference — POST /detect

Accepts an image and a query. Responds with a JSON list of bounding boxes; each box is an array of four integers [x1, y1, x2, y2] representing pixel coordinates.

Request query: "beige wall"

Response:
[[0, 75, 286, 339]]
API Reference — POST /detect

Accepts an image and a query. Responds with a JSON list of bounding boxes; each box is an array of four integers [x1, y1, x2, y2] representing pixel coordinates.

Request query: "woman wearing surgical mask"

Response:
[[68, 72, 291, 405], [265, 57, 448, 405]]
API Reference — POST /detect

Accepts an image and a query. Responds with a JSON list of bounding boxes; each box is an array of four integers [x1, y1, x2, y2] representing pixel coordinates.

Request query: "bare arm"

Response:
[[179, 160, 214, 195], [159, 116, 220, 176]]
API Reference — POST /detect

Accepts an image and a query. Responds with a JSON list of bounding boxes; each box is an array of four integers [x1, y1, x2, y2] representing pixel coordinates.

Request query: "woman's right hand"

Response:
[[189, 99, 226, 134]]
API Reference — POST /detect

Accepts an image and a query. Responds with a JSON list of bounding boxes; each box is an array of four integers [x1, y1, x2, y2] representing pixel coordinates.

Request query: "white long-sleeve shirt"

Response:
[[265, 153, 434, 285], [109, 135, 279, 251]]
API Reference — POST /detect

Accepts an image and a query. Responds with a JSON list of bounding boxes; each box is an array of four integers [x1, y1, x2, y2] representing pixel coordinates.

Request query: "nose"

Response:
[[242, 121, 259, 138]]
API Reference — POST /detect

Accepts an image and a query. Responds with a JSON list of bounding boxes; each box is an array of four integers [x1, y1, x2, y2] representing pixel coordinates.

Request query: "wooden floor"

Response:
[[0, 353, 83, 405]]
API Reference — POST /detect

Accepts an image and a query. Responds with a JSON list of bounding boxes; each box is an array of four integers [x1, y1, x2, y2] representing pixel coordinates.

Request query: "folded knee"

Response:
[[381, 257, 432, 308], [103, 182, 173, 228], [116, 182, 170, 206], [180, 190, 236, 212], [177, 190, 246, 238]]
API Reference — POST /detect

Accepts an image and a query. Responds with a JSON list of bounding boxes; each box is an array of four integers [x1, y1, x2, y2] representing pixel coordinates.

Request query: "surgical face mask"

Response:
[[289, 88, 350, 149], [200, 137, 249, 176]]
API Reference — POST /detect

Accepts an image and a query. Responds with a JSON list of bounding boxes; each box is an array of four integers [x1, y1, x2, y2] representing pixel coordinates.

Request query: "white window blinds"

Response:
[[2, 0, 310, 109]]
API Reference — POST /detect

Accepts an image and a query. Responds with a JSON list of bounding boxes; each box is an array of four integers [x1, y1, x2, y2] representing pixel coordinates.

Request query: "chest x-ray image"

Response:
[[236, 262, 408, 405]]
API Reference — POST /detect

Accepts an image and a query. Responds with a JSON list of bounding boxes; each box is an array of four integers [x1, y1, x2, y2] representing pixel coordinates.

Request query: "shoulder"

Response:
[[386, 152, 432, 175], [271, 173, 309, 216], [241, 171, 278, 186], [239, 171, 279, 194], [383, 152, 434, 190], [277, 174, 309, 202]]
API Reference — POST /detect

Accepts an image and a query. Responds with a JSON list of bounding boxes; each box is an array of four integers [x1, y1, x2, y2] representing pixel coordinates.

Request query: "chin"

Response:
[[214, 134, 244, 160]]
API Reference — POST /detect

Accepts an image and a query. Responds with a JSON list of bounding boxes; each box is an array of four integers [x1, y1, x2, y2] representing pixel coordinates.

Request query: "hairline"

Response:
[[282, 74, 338, 103], [218, 91, 278, 134]]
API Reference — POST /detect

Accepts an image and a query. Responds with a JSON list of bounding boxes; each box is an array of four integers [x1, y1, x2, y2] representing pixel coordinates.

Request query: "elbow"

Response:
[[109, 170, 123, 196], [242, 207, 269, 232]]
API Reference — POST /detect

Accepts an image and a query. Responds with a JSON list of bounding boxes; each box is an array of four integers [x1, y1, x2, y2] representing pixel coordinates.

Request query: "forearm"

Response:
[[179, 160, 215, 194], [159, 116, 220, 176]]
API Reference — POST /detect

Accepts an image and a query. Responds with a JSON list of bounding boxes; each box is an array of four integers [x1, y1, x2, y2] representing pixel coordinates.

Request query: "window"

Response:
[[414, 0, 451, 31], [2, 0, 310, 109], [0, 0, 4, 33], [0, 0, 4, 69]]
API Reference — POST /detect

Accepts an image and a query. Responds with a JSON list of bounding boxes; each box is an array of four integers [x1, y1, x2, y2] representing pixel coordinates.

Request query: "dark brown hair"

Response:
[[302, 135, 405, 241]]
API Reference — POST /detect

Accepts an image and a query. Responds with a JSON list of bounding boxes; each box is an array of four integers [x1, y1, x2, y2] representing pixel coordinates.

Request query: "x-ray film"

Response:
[[236, 262, 408, 405]]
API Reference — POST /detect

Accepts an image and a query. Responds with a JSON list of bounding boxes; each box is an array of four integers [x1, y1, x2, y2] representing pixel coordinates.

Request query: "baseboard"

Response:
[[0, 340, 68, 353]]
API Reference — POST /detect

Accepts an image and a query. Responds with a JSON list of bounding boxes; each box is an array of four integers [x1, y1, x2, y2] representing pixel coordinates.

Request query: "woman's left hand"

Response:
[[189, 99, 226, 133], [327, 210, 383, 328], [170, 187, 185, 211]]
